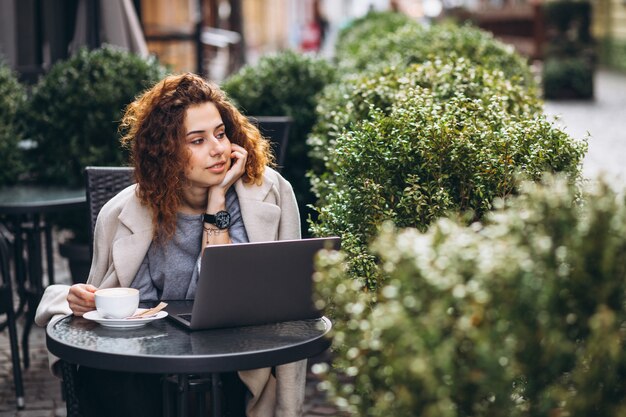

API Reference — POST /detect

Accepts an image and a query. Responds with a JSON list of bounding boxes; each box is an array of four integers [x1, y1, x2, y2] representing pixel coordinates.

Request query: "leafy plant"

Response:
[[24, 45, 169, 187], [309, 58, 542, 177], [22, 45, 169, 241], [314, 175, 626, 417], [309, 59, 585, 290], [221, 50, 336, 235], [335, 19, 533, 85], [334, 10, 415, 69], [543, 56, 594, 99], [0, 58, 27, 185]]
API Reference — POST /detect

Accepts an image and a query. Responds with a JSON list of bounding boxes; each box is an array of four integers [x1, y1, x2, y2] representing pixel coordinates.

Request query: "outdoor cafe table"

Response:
[[46, 312, 333, 417], [0, 185, 86, 368]]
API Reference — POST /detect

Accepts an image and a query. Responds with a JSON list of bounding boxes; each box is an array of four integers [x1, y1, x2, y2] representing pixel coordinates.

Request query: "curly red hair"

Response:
[[120, 73, 273, 241]]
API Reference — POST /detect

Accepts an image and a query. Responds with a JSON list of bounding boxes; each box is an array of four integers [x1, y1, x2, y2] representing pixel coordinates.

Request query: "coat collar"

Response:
[[117, 188, 153, 234]]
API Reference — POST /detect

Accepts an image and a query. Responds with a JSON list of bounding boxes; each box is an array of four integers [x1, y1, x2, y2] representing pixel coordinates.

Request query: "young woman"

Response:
[[36, 73, 305, 417]]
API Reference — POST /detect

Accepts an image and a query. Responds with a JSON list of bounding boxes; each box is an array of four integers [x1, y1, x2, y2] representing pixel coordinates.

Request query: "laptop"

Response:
[[165, 236, 340, 330]]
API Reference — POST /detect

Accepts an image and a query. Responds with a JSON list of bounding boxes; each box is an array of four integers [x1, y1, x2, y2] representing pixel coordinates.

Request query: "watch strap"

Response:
[[203, 210, 231, 229], [203, 213, 217, 223]]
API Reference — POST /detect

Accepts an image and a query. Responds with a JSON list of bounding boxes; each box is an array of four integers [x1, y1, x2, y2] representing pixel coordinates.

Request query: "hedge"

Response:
[[314, 175, 626, 417]]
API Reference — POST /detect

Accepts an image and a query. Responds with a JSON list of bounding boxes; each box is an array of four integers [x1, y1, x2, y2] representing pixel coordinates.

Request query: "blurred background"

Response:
[[1, 0, 625, 84]]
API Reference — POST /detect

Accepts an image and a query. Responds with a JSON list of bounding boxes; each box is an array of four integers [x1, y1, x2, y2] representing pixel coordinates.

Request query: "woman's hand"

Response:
[[206, 143, 248, 213], [218, 143, 248, 191], [67, 283, 98, 316]]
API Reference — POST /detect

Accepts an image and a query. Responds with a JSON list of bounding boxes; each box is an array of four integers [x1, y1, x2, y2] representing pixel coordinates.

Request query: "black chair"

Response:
[[84, 166, 136, 254], [0, 235, 25, 409], [248, 116, 293, 169]]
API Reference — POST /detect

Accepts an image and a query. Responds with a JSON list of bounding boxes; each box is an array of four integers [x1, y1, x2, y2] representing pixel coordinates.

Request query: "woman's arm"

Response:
[[202, 143, 248, 250]]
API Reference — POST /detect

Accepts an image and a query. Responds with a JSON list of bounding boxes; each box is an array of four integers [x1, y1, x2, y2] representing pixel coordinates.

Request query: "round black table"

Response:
[[47, 314, 332, 372], [0, 185, 86, 370], [0, 186, 85, 215], [47, 314, 332, 416]]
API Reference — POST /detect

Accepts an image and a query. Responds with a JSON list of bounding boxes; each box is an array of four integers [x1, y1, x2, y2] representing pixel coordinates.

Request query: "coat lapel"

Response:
[[111, 197, 153, 288], [235, 174, 280, 243]]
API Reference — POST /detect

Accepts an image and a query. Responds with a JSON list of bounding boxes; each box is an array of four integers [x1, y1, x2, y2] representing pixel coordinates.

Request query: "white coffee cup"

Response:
[[95, 288, 139, 319]]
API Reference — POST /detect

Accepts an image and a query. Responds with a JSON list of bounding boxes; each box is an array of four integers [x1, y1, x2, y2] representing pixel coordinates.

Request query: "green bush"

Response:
[[309, 59, 542, 177], [314, 18, 538, 180], [309, 59, 585, 290], [221, 50, 336, 235], [335, 20, 533, 85], [542, 56, 594, 99], [24, 45, 169, 188], [0, 58, 27, 185], [334, 10, 415, 68], [23, 45, 168, 241], [314, 175, 626, 417]]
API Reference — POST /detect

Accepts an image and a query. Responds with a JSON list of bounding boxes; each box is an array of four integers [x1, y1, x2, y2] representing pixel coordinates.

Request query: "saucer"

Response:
[[83, 309, 168, 329]]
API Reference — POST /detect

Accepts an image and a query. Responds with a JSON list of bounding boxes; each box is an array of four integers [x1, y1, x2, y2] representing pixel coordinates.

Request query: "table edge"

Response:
[[46, 315, 333, 374], [0, 197, 86, 214]]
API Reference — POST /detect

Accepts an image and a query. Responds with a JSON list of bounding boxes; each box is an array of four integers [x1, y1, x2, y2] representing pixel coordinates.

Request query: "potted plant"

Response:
[[21, 45, 168, 283]]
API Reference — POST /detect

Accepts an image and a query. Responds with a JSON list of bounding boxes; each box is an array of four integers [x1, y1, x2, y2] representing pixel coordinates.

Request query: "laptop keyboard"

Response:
[[179, 314, 192, 322]]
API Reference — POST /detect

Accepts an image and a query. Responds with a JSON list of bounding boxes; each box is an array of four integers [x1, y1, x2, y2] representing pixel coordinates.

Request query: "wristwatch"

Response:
[[203, 211, 231, 229]]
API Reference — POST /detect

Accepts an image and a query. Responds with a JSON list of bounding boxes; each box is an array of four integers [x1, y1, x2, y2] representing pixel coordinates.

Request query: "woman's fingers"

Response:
[[67, 284, 98, 316], [231, 144, 248, 167], [70, 284, 97, 302], [231, 143, 247, 157], [221, 145, 247, 187], [69, 304, 93, 316]]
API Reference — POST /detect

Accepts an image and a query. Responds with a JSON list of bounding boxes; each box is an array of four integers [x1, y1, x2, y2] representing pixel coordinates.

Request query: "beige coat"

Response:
[[35, 166, 306, 417]]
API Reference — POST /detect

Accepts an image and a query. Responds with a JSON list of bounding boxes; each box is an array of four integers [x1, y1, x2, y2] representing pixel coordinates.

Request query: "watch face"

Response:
[[214, 210, 231, 229]]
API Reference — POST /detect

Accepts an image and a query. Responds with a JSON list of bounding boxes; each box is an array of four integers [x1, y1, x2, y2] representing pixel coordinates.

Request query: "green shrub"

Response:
[[24, 45, 169, 188], [335, 20, 533, 85], [542, 56, 594, 99], [0, 58, 26, 185], [310, 71, 586, 290], [334, 10, 415, 68], [309, 59, 542, 178], [23, 45, 168, 241], [221, 50, 336, 235], [314, 175, 626, 417]]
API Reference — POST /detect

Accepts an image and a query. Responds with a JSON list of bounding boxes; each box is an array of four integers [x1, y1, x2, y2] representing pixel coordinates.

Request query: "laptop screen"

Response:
[[166, 237, 340, 330]]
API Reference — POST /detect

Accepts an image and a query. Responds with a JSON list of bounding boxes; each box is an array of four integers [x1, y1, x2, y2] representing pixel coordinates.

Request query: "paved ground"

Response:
[[2, 68, 625, 416], [543, 68, 626, 189]]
